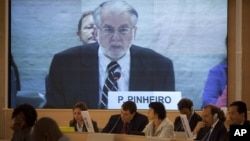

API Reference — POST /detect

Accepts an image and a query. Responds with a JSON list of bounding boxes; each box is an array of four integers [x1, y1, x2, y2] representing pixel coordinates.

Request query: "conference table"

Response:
[[63, 132, 193, 141]]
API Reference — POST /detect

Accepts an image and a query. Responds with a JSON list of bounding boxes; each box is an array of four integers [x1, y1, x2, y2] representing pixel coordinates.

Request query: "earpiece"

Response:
[[213, 113, 218, 120], [191, 106, 194, 111]]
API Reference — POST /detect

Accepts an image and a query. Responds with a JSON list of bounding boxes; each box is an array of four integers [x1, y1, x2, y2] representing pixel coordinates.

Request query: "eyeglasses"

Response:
[[99, 26, 134, 36], [83, 24, 95, 30]]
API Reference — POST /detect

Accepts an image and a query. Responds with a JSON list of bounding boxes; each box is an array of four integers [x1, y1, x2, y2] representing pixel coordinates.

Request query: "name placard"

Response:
[[108, 91, 181, 109]]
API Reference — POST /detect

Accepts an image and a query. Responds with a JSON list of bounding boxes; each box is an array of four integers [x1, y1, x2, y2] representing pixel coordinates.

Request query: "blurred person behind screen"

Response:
[[77, 11, 97, 44]]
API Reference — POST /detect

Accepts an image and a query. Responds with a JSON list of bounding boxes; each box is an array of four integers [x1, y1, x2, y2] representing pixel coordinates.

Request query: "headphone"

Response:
[[213, 113, 218, 120], [191, 106, 194, 111]]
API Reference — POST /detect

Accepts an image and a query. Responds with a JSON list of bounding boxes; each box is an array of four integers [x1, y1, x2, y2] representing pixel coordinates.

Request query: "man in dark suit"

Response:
[[102, 101, 148, 134], [44, 0, 175, 109], [223, 101, 250, 141], [174, 98, 202, 132], [224, 101, 250, 130], [193, 104, 228, 141]]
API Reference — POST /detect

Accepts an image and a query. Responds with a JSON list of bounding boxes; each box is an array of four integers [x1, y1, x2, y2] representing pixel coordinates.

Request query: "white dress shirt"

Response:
[[98, 46, 131, 107]]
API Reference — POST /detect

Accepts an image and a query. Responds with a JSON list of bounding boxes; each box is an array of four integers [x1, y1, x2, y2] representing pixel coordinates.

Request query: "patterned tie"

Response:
[[121, 122, 128, 134], [100, 61, 120, 109]]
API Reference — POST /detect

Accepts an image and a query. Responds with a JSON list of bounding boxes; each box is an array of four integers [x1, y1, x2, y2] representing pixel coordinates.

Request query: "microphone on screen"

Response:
[[111, 72, 121, 91], [114, 72, 121, 81]]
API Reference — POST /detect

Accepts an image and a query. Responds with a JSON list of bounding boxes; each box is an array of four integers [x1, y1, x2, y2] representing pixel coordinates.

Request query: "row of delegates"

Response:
[[30, 117, 71, 141], [193, 104, 228, 141], [45, 0, 175, 109], [10, 103, 37, 141], [69, 102, 99, 132], [174, 98, 202, 132], [143, 102, 175, 138], [102, 101, 148, 134]]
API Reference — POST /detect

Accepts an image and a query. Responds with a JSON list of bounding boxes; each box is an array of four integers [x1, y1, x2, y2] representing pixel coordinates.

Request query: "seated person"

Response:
[[11, 103, 37, 141], [30, 117, 71, 141], [174, 98, 202, 132], [143, 102, 174, 138], [224, 101, 250, 131], [69, 102, 99, 132], [193, 104, 228, 141], [102, 101, 148, 134], [201, 59, 227, 109], [216, 85, 227, 107]]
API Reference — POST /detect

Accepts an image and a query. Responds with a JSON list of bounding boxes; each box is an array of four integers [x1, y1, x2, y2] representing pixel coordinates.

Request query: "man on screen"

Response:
[[45, 0, 175, 109]]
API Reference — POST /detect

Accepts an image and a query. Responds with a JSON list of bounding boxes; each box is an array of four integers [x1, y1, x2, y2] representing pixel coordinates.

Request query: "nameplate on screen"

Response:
[[108, 91, 181, 109]]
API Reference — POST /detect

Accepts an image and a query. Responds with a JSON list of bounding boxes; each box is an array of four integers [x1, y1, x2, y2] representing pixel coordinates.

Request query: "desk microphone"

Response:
[[111, 72, 120, 91], [114, 72, 121, 81], [109, 116, 120, 133]]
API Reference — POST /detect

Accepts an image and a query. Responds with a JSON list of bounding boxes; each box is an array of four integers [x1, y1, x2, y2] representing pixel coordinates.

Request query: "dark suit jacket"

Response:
[[102, 112, 148, 134], [174, 111, 202, 131], [69, 119, 99, 132], [45, 43, 175, 108], [196, 120, 228, 141]]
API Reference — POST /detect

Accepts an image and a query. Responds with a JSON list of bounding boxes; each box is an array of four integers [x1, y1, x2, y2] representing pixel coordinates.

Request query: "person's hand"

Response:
[[224, 117, 233, 131], [193, 121, 205, 135], [10, 116, 25, 132], [11, 121, 23, 132]]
